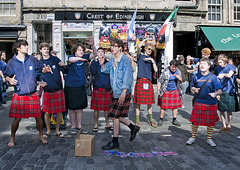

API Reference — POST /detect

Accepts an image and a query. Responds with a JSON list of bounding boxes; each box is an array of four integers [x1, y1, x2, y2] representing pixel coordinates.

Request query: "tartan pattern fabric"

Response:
[[218, 92, 236, 112], [9, 92, 41, 118], [190, 102, 219, 126], [91, 88, 112, 111], [157, 89, 182, 109], [42, 89, 66, 113], [133, 78, 155, 104], [108, 93, 131, 118]]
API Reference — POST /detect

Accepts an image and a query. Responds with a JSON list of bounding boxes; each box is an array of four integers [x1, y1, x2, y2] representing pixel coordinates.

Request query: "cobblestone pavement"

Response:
[[0, 87, 240, 170]]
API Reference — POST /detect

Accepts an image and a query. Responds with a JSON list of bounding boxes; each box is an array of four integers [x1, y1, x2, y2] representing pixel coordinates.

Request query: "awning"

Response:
[[200, 26, 240, 51], [0, 25, 26, 39]]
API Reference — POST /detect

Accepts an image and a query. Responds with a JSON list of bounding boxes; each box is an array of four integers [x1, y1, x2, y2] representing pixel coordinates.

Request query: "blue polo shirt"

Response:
[[137, 54, 154, 81], [40, 55, 66, 93], [166, 69, 178, 91], [214, 64, 236, 94], [65, 54, 90, 87], [90, 59, 111, 91], [190, 72, 222, 104]]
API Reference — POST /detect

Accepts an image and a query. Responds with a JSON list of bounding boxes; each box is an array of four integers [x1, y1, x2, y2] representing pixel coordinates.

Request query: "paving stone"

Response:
[[40, 154, 50, 160], [14, 160, 27, 168], [1, 161, 16, 170], [27, 157, 39, 164], [52, 150, 61, 156], [46, 162, 56, 169], [2, 153, 12, 160]]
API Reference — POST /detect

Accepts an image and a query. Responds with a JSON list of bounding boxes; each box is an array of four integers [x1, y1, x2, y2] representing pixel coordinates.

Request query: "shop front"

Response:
[[196, 25, 240, 63], [54, 10, 171, 66]]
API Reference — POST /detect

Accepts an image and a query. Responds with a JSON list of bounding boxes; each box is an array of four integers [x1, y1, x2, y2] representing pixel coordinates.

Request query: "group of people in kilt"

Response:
[[3, 36, 239, 149]]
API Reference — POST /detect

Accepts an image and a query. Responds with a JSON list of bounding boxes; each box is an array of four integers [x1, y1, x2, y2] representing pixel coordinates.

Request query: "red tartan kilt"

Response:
[[133, 78, 155, 104], [91, 88, 112, 111], [42, 90, 66, 113], [190, 102, 219, 126], [108, 93, 131, 118], [9, 92, 41, 118], [158, 89, 182, 109]]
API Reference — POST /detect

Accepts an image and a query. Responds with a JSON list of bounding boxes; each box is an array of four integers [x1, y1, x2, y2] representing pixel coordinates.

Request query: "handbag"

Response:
[[192, 73, 214, 107]]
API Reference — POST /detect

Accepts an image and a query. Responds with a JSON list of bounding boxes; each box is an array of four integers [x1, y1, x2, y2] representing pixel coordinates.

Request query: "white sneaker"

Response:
[[206, 139, 216, 147], [186, 137, 195, 145], [181, 105, 185, 109]]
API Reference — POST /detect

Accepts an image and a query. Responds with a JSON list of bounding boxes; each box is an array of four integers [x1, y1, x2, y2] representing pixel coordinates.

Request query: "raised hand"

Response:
[[42, 64, 53, 74]]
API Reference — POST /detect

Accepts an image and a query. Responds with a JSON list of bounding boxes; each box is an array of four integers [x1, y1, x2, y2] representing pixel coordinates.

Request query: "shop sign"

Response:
[[55, 11, 169, 22], [62, 23, 93, 31], [24, 13, 54, 21]]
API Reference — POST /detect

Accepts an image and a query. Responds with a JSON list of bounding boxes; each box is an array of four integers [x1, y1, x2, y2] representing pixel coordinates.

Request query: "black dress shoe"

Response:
[[102, 141, 119, 150], [130, 125, 140, 142]]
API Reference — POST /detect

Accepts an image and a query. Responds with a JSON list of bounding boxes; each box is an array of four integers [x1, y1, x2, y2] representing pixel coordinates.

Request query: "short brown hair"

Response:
[[39, 42, 50, 50], [71, 44, 85, 54], [201, 48, 211, 55], [218, 54, 228, 63], [110, 38, 124, 51], [200, 57, 211, 66]]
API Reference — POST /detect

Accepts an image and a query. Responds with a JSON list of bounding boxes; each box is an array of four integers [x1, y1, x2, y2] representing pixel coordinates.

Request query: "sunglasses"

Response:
[[147, 48, 154, 52]]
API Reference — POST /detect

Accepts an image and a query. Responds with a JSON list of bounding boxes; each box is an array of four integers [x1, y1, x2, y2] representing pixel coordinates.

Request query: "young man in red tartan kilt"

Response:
[[133, 38, 158, 127], [5, 40, 48, 147], [186, 58, 222, 147], [90, 47, 113, 132], [39, 42, 67, 138], [100, 38, 140, 150]]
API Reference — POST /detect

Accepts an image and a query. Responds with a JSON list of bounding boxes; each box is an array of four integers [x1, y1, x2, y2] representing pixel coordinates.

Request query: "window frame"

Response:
[[0, 0, 16, 16], [208, 0, 222, 23], [234, 0, 240, 21]]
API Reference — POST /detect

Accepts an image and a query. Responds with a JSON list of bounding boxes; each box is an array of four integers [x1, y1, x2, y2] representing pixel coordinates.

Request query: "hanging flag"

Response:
[[127, 8, 137, 43], [157, 8, 178, 42]]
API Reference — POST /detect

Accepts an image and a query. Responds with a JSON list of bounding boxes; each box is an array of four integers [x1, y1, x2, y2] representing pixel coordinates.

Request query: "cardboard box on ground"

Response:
[[75, 132, 95, 157]]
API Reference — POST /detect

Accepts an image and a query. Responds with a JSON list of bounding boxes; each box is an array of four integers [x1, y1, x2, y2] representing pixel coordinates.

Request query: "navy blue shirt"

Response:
[[90, 59, 111, 91], [137, 54, 154, 81], [40, 55, 66, 93], [4, 54, 41, 95], [166, 70, 178, 91], [0, 60, 7, 72], [65, 54, 90, 87]]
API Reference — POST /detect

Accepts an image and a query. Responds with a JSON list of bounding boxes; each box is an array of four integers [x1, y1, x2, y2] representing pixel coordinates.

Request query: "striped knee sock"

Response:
[[207, 126, 214, 140], [148, 114, 153, 122], [192, 125, 199, 139], [136, 115, 140, 123]]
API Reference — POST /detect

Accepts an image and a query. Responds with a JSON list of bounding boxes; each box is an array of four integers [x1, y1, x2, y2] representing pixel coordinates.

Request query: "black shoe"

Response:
[[129, 125, 140, 142], [0, 100, 6, 104], [172, 120, 181, 127], [102, 141, 119, 150]]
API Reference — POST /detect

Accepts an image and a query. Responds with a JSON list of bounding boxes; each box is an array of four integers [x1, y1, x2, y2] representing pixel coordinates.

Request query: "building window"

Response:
[[234, 0, 240, 21], [208, 0, 222, 22], [0, 0, 16, 16]]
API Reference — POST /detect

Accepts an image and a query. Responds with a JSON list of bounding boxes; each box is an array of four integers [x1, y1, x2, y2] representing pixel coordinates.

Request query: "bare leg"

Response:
[[35, 117, 48, 144], [69, 110, 76, 128], [55, 112, 63, 136], [160, 108, 166, 119], [220, 111, 226, 128], [104, 111, 111, 127], [112, 118, 120, 137], [44, 112, 51, 135], [76, 109, 83, 129], [147, 104, 152, 115], [227, 112, 233, 128], [8, 118, 21, 147], [172, 108, 178, 118], [119, 117, 130, 126], [94, 110, 99, 128]]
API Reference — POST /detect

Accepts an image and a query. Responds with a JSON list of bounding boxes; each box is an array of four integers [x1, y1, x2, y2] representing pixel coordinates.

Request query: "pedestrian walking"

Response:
[[0, 50, 8, 98], [157, 59, 182, 127], [64, 36, 97, 134], [177, 55, 188, 109], [5, 40, 47, 147], [39, 42, 66, 138], [214, 54, 236, 132], [100, 38, 140, 150], [186, 58, 222, 147], [133, 38, 158, 127], [90, 47, 113, 132]]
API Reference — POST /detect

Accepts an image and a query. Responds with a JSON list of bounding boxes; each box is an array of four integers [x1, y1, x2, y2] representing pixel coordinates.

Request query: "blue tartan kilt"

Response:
[[218, 92, 236, 112]]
